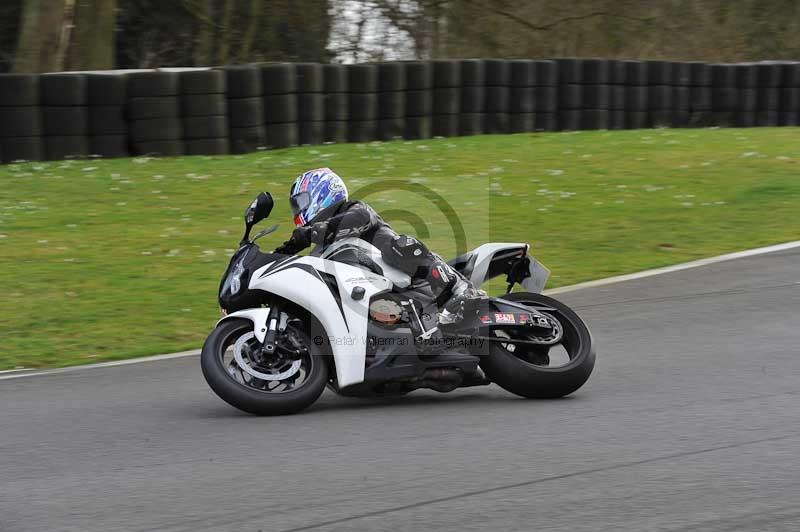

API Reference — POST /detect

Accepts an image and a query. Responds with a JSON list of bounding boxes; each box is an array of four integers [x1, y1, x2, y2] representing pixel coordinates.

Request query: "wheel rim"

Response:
[[219, 324, 314, 394], [493, 304, 582, 369]]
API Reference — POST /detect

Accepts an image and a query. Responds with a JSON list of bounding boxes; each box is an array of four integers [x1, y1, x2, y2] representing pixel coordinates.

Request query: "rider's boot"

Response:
[[437, 276, 487, 326]]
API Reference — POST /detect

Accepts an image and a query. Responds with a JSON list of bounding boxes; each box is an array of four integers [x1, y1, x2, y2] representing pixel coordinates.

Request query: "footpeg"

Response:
[[438, 307, 463, 325], [402, 300, 438, 339]]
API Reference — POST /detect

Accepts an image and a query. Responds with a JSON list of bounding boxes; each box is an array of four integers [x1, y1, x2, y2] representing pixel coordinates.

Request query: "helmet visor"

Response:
[[289, 191, 310, 216]]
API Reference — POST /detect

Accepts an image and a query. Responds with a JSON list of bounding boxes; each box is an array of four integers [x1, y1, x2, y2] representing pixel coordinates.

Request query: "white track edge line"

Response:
[[4, 239, 799, 381], [543, 240, 800, 296], [0, 350, 200, 380]]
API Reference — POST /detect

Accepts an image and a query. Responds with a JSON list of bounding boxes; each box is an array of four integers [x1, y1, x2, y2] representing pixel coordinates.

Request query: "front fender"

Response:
[[248, 255, 392, 388], [217, 308, 270, 343]]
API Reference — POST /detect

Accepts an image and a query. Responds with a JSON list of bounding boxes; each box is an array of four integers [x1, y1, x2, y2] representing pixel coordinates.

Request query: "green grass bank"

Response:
[[1, 128, 798, 369]]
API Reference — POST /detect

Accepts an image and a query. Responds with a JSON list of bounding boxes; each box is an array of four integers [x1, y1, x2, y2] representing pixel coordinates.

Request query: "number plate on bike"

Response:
[[521, 257, 550, 293]]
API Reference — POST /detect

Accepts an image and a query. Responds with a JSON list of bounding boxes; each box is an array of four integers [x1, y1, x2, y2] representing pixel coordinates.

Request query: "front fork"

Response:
[[255, 300, 291, 363], [261, 304, 282, 355]]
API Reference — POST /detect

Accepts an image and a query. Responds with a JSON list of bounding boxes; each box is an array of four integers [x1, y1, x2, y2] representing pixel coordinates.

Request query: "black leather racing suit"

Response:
[[275, 200, 459, 304]]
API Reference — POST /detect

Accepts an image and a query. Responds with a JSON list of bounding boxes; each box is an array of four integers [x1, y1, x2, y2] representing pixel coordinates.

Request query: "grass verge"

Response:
[[1, 128, 799, 369]]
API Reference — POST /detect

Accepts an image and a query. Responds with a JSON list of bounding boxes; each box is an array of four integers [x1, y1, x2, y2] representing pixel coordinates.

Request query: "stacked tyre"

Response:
[[0, 74, 43, 162], [180, 70, 228, 155], [623, 60, 648, 129], [347, 64, 378, 143], [459, 59, 484, 136], [41, 74, 89, 159], [647, 61, 674, 128], [88, 74, 129, 157], [556, 58, 583, 130], [296, 63, 324, 145], [779, 63, 800, 126], [755, 63, 781, 126], [377, 62, 406, 141], [580, 59, 610, 130], [508, 60, 535, 133], [484, 59, 510, 133], [673, 62, 691, 127], [608, 60, 627, 129], [533, 61, 559, 131], [733, 63, 758, 127], [710, 64, 737, 127], [128, 71, 183, 156], [224, 66, 265, 154], [688, 62, 712, 127], [432, 60, 461, 137], [404, 61, 433, 140], [323, 64, 348, 143], [262, 63, 298, 149]]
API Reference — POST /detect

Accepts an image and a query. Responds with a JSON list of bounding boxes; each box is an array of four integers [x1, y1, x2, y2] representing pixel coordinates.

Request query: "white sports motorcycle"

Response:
[[202, 192, 595, 415]]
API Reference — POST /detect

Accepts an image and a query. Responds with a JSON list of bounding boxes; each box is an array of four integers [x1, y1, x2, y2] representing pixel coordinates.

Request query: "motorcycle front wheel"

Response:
[[479, 292, 595, 399], [201, 318, 328, 415]]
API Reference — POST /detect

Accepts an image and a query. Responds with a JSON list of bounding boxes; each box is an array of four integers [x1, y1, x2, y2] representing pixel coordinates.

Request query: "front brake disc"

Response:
[[233, 332, 302, 381]]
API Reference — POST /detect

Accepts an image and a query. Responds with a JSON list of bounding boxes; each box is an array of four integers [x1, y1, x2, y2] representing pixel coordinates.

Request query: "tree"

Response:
[[0, 1, 23, 72], [115, 0, 333, 69], [345, 0, 800, 62], [12, 0, 70, 73], [8, 0, 117, 73], [65, 0, 118, 70]]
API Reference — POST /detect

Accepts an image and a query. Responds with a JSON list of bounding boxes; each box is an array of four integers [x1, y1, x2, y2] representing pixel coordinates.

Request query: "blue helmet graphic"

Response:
[[289, 168, 348, 226]]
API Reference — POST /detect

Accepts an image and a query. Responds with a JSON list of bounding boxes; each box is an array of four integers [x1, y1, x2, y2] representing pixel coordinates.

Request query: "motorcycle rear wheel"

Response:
[[479, 292, 595, 398], [201, 318, 328, 415]]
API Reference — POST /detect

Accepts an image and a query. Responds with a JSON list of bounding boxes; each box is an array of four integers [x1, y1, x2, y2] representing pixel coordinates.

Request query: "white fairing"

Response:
[[248, 254, 392, 388], [321, 237, 412, 288], [218, 308, 270, 343], [219, 239, 548, 389], [467, 242, 550, 293]]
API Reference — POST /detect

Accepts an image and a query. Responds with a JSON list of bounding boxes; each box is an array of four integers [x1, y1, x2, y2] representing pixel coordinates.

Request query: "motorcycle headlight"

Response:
[[229, 261, 245, 294], [222, 259, 247, 297]]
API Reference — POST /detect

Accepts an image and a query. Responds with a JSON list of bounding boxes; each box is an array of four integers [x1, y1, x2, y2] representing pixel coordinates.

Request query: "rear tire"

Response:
[[480, 292, 595, 398], [201, 319, 328, 415]]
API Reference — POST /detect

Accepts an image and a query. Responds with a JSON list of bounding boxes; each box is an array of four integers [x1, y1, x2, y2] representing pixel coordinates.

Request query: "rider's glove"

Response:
[[273, 222, 328, 254], [292, 226, 313, 248], [273, 241, 296, 255], [274, 226, 315, 254]]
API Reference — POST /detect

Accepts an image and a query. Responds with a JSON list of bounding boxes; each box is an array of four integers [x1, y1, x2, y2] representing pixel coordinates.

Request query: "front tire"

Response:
[[201, 319, 328, 415], [480, 292, 595, 398]]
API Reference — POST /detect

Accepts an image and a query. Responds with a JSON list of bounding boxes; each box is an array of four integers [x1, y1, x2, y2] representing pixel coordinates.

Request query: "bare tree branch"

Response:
[[180, 0, 223, 30], [461, 1, 657, 32]]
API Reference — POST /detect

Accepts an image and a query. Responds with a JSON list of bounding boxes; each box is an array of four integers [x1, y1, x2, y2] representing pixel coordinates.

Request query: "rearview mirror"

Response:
[[241, 192, 274, 244], [244, 192, 273, 227]]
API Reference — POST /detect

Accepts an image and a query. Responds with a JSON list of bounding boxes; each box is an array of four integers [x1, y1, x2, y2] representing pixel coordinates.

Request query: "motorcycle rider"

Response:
[[274, 167, 485, 325]]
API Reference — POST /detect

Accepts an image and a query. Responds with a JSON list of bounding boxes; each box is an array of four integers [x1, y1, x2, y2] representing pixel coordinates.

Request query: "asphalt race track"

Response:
[[2, 247, 799, 532]]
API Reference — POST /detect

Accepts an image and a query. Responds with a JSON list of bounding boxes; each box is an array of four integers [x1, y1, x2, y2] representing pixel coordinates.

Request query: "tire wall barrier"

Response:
[[433, 60, 461, 137], [377, 62, 406, 141], [262, 63, 298, 149], [89, 74, 128, 157], [42, 74, 90, 159], [180, 70, 229, 155], [484, 59, 510, 134], [223, 65, 264, 154], [0, 59, 798, 162], [404, 61, 433, 140], [0, 74, 43, 162], [297, 63, 324, 146], [346, 63, 378, 143]]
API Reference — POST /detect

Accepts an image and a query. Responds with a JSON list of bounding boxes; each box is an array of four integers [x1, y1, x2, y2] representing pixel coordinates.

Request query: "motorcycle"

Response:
[[201, 192, 595, 415]]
